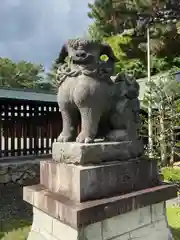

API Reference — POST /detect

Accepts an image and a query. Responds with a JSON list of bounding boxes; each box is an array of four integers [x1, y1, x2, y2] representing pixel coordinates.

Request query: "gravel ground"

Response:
[[0, 184, 32, 223]]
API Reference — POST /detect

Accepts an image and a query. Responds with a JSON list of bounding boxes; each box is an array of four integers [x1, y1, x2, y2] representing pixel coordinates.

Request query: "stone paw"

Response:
[[57, 133, 74, 142], [76, 132, 94, 143]]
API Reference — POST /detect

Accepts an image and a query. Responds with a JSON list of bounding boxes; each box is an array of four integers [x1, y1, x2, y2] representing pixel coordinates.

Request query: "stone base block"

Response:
[[52, 140, 143, 164], [40, 158, 160, 202], [23, 183, 177, 229], [27, 202, 172, 240]]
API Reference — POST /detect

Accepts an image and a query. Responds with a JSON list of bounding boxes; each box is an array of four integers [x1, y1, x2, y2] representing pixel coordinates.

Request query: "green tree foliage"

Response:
[[177, 100, 180, 126], [103, 34, 147, 78], [0, 58, 48, 90], [88, 0, 180, 78], [88, 0, 155, 37], [46, 59, 59, 86], [102, 34, 178, 78], [35, 81, 56, 92], [88, 23, 104, 41], [143, 70, 180, 165]]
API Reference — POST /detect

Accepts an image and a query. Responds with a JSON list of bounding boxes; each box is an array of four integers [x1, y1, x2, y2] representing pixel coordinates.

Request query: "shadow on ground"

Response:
[[171, 228, 180, 240], [0, 184, 32, 238]]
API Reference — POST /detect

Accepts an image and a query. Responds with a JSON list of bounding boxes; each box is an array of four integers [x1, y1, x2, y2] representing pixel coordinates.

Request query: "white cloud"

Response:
[[0, 0, 93, 68]]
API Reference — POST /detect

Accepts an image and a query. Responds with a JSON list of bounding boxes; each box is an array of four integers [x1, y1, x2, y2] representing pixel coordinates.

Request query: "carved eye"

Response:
[[100, 54, 109, 62]]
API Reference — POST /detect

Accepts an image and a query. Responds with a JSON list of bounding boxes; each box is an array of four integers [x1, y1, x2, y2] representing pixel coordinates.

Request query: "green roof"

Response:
[[0, 71, 173, 106], [0, 87, 57, 103]]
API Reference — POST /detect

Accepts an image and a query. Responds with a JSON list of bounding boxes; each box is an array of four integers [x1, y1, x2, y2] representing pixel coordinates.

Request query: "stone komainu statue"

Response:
[[55, 38, 142, 150]]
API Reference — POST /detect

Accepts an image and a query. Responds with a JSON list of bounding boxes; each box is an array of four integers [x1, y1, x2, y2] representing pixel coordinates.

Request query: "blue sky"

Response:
[[0, 0, 93, 69]]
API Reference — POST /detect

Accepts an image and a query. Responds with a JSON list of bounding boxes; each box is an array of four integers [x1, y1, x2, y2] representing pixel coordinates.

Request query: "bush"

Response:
[[161, 167, 180, 190]]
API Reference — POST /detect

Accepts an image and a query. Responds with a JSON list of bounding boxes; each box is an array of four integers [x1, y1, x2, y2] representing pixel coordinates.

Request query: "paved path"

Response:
[[166, 195, 180, 207]]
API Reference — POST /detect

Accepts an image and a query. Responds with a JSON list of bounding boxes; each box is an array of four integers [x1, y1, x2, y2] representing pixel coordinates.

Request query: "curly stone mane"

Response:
[[55, 38, 116, 87], [67, 38, 99, 50]]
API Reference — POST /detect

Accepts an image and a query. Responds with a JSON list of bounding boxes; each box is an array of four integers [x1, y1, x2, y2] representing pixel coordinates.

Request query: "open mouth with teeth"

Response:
[[72, 52, 95, 64]]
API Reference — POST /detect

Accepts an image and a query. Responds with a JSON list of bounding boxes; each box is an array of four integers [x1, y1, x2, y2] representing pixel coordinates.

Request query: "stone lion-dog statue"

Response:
[[55, 38, 142, 155]]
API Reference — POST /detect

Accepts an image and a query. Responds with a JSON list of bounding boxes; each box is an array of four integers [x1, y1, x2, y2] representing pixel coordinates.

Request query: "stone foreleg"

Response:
[[76, 107, 102, 143], [57, 106, 79, 142]]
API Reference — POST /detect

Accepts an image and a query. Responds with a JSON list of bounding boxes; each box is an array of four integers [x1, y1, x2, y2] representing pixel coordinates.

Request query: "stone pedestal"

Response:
[[24, 142, 177, 240]]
